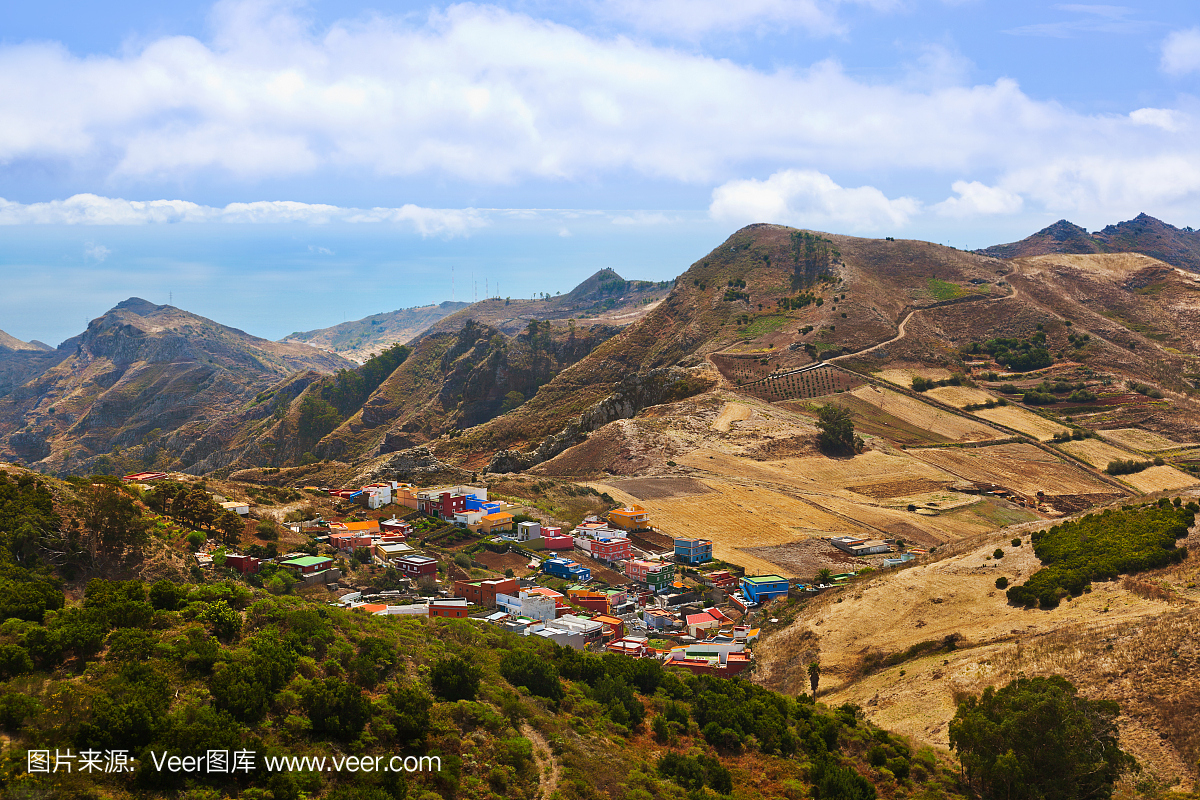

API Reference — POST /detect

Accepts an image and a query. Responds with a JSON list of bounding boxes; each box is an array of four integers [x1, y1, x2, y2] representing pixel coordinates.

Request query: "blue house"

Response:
[[740, 574, 790, 604], [674, 538, 713, 565], [543, 558, 592, 582]]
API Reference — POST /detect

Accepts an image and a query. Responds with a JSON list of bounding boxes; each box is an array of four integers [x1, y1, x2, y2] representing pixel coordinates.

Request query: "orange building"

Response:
[[607, 504, 649, 531]]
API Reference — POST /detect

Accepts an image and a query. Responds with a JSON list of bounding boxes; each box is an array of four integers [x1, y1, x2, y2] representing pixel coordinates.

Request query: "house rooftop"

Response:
[[281, 556, 331, 568], [742, 574, 788, 584]]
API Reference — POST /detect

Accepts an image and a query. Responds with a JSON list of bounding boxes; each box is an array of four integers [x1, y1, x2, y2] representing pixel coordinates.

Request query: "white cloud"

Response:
[[84, 242, 112, 262], [610, 211, 678, 225], [1161, 28, 1200, 76], [0, 1, 1193, 224], [308, 245, 334, 255], [1129, 107, 1182, 132], [593, 0, 897, 40], [0, 194, 489, 237], [933, 180, 1023, 217], [709, 169, 919, 231]]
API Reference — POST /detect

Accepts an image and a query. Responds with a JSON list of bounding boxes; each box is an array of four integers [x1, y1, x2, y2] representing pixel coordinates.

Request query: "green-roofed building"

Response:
[[281, 555, 334, 574]]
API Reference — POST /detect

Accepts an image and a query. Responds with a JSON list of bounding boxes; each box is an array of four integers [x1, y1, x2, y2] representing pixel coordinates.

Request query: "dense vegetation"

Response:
[[816, 405, 863, 456], [790, 231, 839, 287], [1006, 499, 1196, 608], [296, 343, 413, 448], [960, 331, 1052, 373], [910, 374, 967, 392], [950, 676, 1134, 800]]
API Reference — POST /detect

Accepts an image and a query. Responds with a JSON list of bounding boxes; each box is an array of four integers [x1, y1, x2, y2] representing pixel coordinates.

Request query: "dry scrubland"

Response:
[[755, 500, 1200, 789]]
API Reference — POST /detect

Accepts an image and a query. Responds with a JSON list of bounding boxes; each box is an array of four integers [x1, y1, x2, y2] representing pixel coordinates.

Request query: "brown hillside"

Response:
[[0, 298, 354, 475], [980, 213, 1200, 273]]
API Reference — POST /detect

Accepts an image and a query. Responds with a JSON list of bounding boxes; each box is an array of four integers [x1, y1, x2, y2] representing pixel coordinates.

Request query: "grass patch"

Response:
[[926, 278, 969, 301], [1007, 499, 1197, 608], [738, 315, 787, 339]]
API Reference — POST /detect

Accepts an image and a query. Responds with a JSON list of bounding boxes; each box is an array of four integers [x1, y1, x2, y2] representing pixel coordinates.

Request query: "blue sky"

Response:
[[1, 0, 1198, 345]]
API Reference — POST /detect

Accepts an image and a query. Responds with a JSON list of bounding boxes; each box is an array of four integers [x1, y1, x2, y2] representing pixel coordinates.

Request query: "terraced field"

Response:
[[925, 386, 995, 408], [1100, 428, 1190, 452], [1058, 438, 1141, 469], [844, 385, 1003, 443], [1116, 465, 1199, 494], [911, 442, 1116, 496], [972, 405, 1071, 441]]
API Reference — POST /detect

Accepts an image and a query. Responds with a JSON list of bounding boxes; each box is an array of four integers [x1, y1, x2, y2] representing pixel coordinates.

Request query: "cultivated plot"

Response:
[[911, 443, 1116, 497], [876, 367, 952, 387], [1057, 438, 1140, 469], [1100, 428, 1188, 453], [971, 405, 1071, 442], [846, 385, 1003, 443], [1115, 465, 1198, 494], [924, 386, 995, 408]]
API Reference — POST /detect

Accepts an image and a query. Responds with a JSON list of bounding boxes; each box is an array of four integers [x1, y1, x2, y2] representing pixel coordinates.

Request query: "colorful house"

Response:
[[543, 558, 591, 581], [674, 538, 713, 565], [625, 559, 675, 592], [223, 554, 261, 575], [396, 555, 439, 579], [644, 608, 680, 631], [429, 598, 469, 619], [330, 520, 381, 537], [591, 614, 625, 640], [740, 574, 790, 604], [542, 534, 574, 551], [607, 504, 650, 531], [685, 609, 724, 639], [496, 591, 557, 623], [606, 637, 651, 657], [479, 512, 515, 534], [453, 577, 518, 608], [280, 555, 334, 575], [587, 537, 632, 564], [665, 641, 752, 676]]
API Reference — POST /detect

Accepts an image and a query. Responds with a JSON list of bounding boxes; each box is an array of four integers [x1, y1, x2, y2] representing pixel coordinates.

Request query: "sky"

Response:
[[1, 0, 1198, 345]]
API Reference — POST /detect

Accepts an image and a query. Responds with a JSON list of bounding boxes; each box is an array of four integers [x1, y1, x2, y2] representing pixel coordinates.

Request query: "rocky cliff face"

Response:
[[485, 366, 714, 472]]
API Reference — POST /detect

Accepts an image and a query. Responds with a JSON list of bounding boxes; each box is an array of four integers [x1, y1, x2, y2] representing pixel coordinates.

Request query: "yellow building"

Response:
[[479, 511, 514, 534], [607, 504, 649, 531]]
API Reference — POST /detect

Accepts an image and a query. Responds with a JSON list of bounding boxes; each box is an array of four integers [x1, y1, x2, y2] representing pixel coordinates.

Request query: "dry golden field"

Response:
[[848, 385, 1002, 442], [1100, 428, 1187, 452], [1057, 438, 1140, 469], [924, 385, 996, 408], [876, 367, 953, 387], [591, 478, 871, 576], [911, 442, 1115, 496], [1115, 465, 1199, 493], [972, 405, 1071, 441]]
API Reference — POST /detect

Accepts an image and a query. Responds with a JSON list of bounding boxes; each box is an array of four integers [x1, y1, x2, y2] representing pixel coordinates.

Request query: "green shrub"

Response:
[[430, 655, 481, 702], [1006, 503, 1194, 608], [1012, 538, 1022, 547], [995, 576, 1009, 590], [993, 549, 1004, 559]]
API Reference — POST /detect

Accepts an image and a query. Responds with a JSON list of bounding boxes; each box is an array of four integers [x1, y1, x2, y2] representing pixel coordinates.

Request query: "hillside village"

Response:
[[151, 472, 856, 679]]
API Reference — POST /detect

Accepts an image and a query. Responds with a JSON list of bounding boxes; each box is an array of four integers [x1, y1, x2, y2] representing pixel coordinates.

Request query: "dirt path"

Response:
[[711, 402, 752, 432], [520, 722, 560, 800], [831, 283, 1021, 364]]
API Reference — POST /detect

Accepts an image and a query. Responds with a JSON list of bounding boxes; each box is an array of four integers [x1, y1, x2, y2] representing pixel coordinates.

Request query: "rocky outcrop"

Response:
[[486, 366, 713, 473], [353, 445, 469, 486]]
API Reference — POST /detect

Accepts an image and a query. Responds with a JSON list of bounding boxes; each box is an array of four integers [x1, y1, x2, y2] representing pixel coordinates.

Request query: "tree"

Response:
[[949, 676, 1135, 800], [816, 405, 860, 456], [218, 511, 244, 546], [500, 649, 564, 701], [430, 655, 481, 702], [808, 662, 821, 696], [83, 486, 148, 555]]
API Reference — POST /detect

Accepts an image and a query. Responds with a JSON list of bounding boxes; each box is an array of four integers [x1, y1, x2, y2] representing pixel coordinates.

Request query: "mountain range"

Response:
[[0, 214, 1198, 483]]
